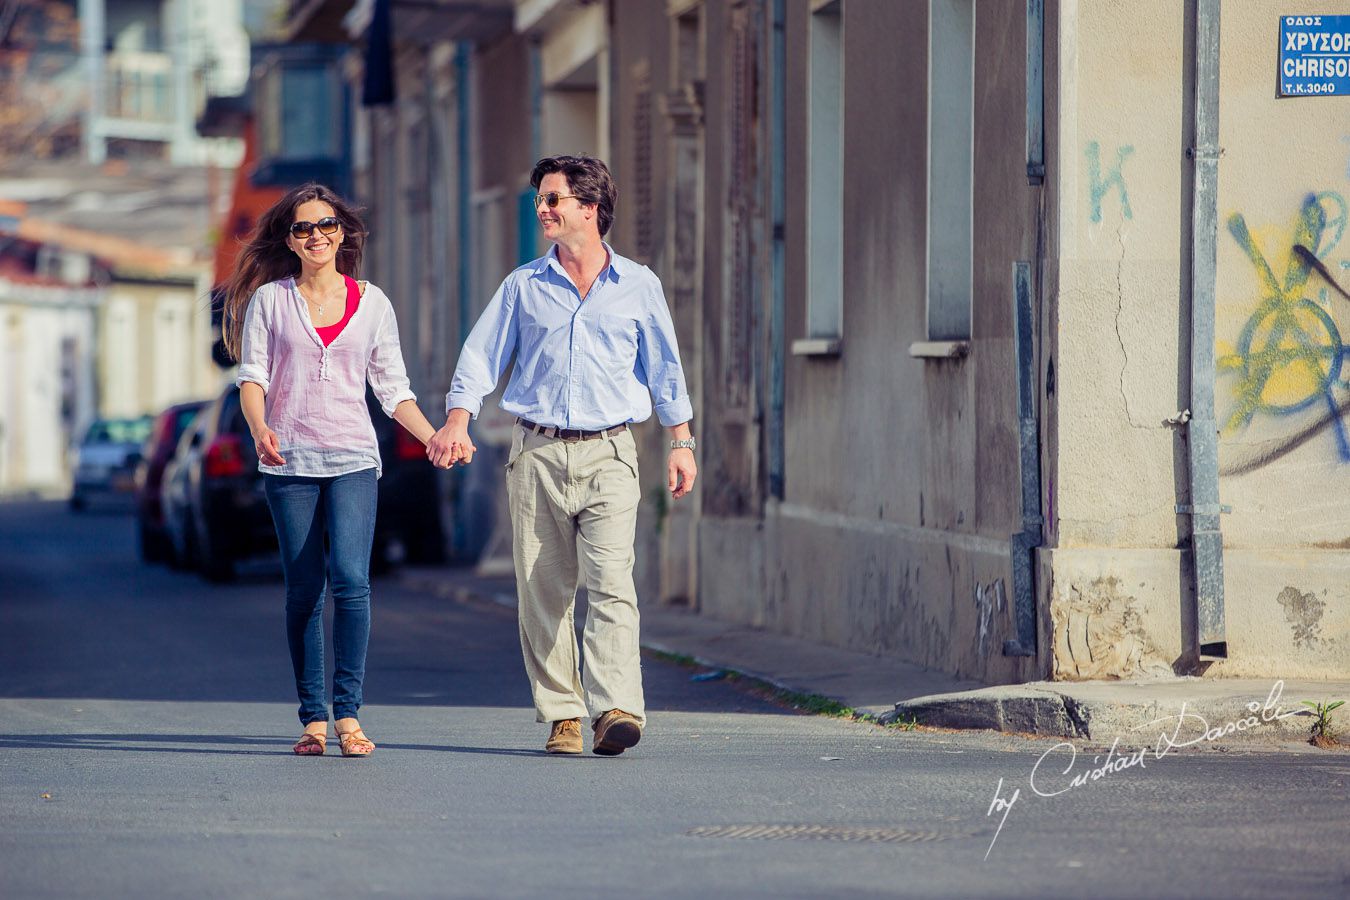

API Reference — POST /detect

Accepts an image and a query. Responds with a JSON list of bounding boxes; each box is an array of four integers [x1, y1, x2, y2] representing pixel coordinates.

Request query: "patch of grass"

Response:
[[719, 672, 856, 718], [645, 648, 700, 669], [645, 647, 927, 729], [1302, 699, 1345, 749]]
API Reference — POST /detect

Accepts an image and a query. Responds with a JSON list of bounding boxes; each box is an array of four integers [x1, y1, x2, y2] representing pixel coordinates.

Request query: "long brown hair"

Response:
[[221, 183, 367, 362]]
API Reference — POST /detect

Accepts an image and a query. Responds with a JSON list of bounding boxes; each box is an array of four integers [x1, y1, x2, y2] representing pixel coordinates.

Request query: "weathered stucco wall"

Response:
[[1049, 0, 1350, 678], [696, 0, 1040, 684], [1053, 0, 1186, 551], [1215, 7, 1350, 545]]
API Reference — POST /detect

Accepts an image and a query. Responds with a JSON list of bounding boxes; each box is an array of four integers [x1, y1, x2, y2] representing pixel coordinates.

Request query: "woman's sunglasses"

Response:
[[289, 217, 341, 239]]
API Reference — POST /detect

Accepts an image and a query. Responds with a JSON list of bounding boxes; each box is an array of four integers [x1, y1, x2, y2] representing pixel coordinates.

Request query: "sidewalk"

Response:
[[398, 566, 1350, 748]]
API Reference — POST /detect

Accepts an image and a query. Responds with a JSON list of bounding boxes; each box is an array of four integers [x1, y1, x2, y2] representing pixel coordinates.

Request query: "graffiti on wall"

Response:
[[1218, 191, 1350, 475], [974, 579, 1007, 657], [1085, 141, 1135, 223]]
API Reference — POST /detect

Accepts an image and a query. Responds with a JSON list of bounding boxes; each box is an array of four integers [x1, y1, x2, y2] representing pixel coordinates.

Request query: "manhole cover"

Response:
[[685, 824, 955, 844]]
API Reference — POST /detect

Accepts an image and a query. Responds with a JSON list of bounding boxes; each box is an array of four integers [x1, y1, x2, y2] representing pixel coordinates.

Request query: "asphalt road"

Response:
[[2, 499, 1347, 899]]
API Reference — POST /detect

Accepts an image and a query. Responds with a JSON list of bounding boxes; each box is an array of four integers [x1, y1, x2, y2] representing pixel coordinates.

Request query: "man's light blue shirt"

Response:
[[446, 244, 693, 430]]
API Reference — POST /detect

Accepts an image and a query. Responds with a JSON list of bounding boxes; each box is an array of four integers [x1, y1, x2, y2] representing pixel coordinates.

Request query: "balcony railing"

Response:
[[104, 51, 174, 124]]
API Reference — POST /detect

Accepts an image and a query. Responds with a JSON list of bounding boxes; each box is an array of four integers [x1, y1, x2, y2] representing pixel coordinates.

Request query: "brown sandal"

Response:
[[336, 729, 375, 757], [293, 732, 327, 756]]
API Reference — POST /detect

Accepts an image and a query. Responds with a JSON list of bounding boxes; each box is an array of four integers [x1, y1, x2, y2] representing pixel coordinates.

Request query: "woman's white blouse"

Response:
[[235, 278, 415, 478]]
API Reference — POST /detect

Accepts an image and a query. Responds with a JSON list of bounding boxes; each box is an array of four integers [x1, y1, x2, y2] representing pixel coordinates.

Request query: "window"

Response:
[[925, 0, 975, 343], [251, 46, 349, 194], [794, 0, 844, 357]]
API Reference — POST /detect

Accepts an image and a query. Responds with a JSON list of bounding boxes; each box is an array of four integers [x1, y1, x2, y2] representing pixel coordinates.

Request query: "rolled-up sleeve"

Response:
[[446, 276, 519, 417], [367, 306, 417, 416], [235, 287, 272, 393], [636, 276, 693, 427]]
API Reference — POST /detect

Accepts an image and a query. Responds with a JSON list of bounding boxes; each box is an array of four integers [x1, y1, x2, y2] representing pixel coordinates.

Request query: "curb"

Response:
[[887, 691, 1092, 738], [891, 683, 1341, 747], [400, 570, 866, 719], [398, 570, 1348, 748]]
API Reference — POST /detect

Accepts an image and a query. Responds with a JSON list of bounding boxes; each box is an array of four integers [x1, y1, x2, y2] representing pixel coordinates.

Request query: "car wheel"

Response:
[[369, 543, 393, 576], [195, 514, 235, 583], [167, 524, 191, 569], [138, 518, 170, 563], [402, 523, 446, 564]]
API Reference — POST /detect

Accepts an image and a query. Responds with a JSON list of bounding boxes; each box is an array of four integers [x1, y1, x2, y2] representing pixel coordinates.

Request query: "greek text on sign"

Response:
[[1279, 15, 1350, 97]]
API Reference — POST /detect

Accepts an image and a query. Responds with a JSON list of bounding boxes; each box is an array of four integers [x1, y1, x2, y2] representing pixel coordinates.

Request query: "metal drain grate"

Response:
[[685, 824, 956, 844]]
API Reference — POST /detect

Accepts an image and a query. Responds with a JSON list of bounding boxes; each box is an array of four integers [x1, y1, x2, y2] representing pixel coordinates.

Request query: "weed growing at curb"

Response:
[[1302, 699, 1345, 749], [645, 648, 866, 721], [644, 647, 937, 730], [646, 648, 700, 669]]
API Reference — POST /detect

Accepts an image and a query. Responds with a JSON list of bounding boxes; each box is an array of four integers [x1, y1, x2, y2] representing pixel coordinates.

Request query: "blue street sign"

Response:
[[1279, 15, 1350, 97]]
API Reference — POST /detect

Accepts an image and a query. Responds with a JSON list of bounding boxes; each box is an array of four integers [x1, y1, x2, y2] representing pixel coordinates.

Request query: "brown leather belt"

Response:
[[517, 417, 628, 442]]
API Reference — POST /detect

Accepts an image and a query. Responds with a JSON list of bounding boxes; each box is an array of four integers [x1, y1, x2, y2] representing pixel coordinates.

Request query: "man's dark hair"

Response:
[[530, 155, 618, 237]]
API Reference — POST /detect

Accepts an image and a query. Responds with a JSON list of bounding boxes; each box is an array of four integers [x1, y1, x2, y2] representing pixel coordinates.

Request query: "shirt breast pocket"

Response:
[[594, 313, 638, 360]]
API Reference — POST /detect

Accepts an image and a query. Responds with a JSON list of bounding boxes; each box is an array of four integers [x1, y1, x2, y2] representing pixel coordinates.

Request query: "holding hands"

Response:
[[427, 409, 475, 469]]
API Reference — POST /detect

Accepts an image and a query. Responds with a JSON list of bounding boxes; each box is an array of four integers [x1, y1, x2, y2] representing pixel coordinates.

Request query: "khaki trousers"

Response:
[[506, 422, 646, 726]]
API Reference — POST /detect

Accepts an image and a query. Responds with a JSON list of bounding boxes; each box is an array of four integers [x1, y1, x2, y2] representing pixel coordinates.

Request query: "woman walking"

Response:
[[222, 183, 440, 757]]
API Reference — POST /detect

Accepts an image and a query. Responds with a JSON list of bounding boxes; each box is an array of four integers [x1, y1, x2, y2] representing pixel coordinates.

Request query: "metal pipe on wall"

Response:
[[1005, 261, 1041, 658], [451, 39, 473, 561], [768, 0, 786, 499], [1184, 0, 1227, 657], [1005, 0, 1047, 659]]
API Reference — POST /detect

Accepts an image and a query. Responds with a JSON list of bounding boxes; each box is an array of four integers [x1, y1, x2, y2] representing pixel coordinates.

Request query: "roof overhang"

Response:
[[286, 0, 514, 46]]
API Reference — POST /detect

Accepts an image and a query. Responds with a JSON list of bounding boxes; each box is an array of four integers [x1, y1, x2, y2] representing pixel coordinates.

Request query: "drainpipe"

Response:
[[451, 40, 472, 560], [79, 0, 105, 164], [519, 41, 542, 264], [455, 41, 472, 346], [768, 0, 786, 499], [1183, 0, 1227, 657], [1005, 261, 1041, 658], [1004, 0, 1046, 658]]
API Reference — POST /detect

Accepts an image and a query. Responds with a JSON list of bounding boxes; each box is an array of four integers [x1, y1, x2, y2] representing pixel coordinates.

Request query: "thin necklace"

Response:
[[297, 279, 338, 317]]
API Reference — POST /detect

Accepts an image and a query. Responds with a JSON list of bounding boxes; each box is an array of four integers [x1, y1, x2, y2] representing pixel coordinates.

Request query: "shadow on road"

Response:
[[0, 732, 556, 758], [1, 500, 794, 719]]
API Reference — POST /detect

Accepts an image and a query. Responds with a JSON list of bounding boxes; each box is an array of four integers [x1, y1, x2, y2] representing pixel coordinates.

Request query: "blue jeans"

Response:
[[263, 468, 378, 725]]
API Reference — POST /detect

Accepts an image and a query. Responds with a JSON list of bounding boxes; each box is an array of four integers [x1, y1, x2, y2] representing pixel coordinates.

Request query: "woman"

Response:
[[223, 183, 440, 757]]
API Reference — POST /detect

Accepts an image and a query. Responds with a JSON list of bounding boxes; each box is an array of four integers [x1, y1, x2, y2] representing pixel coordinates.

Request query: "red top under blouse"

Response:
[[315, 275, 361, 346]]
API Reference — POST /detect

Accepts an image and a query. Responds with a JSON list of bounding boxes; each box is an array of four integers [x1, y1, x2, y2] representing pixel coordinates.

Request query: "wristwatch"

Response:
[[670, 437, 697, 451]]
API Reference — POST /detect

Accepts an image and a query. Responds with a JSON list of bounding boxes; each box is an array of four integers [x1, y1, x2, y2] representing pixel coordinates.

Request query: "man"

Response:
[[428, 155, 696, 756]]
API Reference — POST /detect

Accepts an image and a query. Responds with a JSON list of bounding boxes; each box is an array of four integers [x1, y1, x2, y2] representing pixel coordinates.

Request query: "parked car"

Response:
[[174, 384, 273, 581], [367, 389, 446, 567], [163, 383, 444, 580], [160, 416, 202, 571], [134, 400, 207, 562], [70, 416, 153, 510]]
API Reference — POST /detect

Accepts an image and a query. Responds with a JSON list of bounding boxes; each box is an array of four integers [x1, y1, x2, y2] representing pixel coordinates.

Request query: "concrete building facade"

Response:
[[268, 0, 1349, 683], [1049, 0, 1350, 680]]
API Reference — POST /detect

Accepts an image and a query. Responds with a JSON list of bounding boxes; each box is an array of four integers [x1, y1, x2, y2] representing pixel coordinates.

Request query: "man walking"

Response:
[[428, 155, 696, 756]]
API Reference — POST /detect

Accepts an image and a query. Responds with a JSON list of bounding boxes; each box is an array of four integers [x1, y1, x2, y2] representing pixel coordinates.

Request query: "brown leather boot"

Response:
[[592, 709, 642, 756], [546, 718, 583, 754]]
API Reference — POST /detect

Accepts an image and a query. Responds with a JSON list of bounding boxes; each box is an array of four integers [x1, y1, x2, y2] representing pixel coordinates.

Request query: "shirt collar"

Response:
[[535, 242, 632, 284]]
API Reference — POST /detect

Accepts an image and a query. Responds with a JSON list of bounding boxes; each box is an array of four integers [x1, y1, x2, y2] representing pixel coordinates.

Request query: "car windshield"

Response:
[[85, 418, 152, 445], [172, 407, 201, 442]]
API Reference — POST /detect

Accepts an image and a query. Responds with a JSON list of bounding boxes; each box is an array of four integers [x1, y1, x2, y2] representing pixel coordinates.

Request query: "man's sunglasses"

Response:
[[534, 192, 585, 209], [289, 217, 341, 239]]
